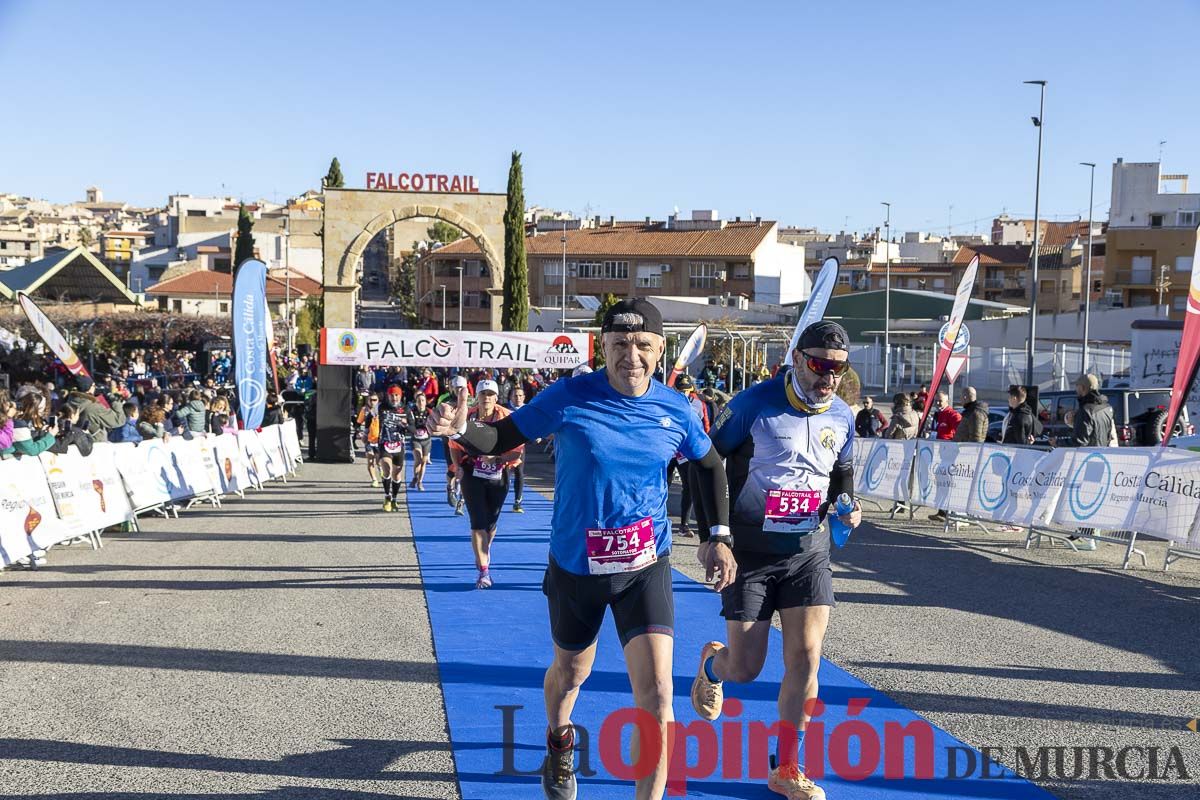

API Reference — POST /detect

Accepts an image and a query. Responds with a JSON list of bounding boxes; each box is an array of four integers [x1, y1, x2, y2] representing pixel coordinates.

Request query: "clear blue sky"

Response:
[[1, 0, 1197, 236]]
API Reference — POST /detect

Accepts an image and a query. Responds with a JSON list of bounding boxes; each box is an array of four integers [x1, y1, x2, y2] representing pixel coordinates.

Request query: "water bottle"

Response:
[[830, 493, 855, 548]]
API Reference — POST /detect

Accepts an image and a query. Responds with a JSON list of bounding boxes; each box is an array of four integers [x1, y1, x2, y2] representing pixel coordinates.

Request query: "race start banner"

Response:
[[319, 328, 593, 370]]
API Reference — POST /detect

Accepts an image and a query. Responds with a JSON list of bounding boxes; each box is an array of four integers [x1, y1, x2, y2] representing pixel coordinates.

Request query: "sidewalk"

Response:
[[0, 461, 460, 799]]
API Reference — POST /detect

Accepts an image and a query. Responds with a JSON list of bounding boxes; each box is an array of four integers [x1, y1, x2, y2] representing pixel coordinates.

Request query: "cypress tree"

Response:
[[234, 203, 255, 273], [501, 151, 529, 332], [324, 157, 344, 189]]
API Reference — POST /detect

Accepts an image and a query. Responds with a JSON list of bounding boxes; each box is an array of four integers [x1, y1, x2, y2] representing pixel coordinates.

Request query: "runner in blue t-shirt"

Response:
[[429, 298, 733, 800]]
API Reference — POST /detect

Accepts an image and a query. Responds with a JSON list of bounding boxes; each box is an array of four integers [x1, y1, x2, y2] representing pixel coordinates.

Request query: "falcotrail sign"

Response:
[[320, 328, 593, 371], [365, 172, 480, 193]]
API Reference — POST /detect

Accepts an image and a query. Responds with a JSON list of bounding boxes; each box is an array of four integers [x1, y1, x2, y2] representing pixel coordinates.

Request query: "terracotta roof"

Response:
[[428, 221, 777, 260], [1041, 220, 1090, 248], [145, 269, 321, 298], [953, 244, 1031, 266]]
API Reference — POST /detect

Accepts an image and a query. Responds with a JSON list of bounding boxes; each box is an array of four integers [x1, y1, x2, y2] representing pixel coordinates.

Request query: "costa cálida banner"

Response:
[[233, 259, 268, 430], [918, 255, 979, 433], [319, 328, 594, 370], [17, 292, 90, 377], [1162, 226, 1200, 446]]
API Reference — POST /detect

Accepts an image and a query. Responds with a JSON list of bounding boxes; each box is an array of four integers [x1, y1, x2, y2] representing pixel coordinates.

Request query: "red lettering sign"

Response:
[[364, 172, 480, 193]]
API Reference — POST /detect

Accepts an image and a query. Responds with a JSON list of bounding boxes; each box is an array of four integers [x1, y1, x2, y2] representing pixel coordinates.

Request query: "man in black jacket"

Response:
[[1001, 385, 1041, 445], [854, 396, 886, 438], [1068, 374, 1115, 550], [1071, 374, 1115, 447]]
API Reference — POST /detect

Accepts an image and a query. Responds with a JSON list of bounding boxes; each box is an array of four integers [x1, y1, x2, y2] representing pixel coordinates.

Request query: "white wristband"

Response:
[[709, 525, 731, 539]]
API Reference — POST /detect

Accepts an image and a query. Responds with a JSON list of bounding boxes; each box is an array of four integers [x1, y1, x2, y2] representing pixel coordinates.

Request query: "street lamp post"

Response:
[[1080, 162, 1096, 374], [1024, 79, 1047, 389], [561, 220, 568, 331], [456, 264, 464, 330], [881, 202, 891, 393], [283, 214, 293, 353], [439, 284, 446, 328]]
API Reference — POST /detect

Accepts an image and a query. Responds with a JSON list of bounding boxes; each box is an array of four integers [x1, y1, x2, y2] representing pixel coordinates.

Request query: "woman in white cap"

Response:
[[448, 378, 523, 589], [442, 374, 471, 508]]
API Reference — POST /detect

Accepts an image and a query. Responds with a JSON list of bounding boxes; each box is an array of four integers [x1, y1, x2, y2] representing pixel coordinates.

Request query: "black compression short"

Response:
[[461, 468, 509, 530], [542, 555, 674, 651], [720, 548, 834, 622]]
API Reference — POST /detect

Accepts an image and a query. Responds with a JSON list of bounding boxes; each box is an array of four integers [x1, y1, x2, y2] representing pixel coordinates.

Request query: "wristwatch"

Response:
[[708, 525, 734, 548]]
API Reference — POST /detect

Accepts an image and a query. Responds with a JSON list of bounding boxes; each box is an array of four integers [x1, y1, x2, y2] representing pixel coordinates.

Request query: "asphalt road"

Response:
[[2, 448, 1197, 799], [0, 463, 458, 800], [521, 447, 1200, 800]]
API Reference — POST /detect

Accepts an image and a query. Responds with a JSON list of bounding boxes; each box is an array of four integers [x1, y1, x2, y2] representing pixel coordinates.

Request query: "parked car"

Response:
[[1038, 388, 1192, 446], [984, 409, 1008, 442]]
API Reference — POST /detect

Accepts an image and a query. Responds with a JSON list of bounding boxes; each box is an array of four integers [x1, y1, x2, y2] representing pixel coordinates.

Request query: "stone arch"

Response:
[[337, 204, 503, 292]]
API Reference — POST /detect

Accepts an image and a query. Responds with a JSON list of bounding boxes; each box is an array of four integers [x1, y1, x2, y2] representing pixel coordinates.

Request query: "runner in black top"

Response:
[[407, 391, 433, 491], [377, 384, 411, 511]]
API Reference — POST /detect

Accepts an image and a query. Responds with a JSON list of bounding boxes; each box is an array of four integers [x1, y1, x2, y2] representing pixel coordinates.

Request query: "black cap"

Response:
[[796, 320, 850, 352], [75, 374, 95, 392], [676, 374, 694, 389], [600, 298, 663, 338]]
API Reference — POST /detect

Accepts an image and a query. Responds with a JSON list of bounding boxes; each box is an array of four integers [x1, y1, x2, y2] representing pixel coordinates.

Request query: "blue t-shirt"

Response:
[[511, 368, 712, 576]]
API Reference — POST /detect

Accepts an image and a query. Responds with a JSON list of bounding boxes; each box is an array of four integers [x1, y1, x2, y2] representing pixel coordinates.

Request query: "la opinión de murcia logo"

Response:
[[493, 703, 1193, 794]]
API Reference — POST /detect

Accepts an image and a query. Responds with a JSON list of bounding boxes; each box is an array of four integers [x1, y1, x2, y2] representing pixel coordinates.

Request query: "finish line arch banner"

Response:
[[319, 328, 593, 370]]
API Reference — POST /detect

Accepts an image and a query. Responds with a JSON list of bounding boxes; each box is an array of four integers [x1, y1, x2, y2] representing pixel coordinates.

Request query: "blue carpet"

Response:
[[407, 443, 1055, 799]]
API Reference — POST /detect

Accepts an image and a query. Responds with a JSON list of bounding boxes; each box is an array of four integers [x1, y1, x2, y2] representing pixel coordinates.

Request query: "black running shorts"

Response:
[[720, 548, 834, 622], [411, 437, 432, 457], [378, 443, 405, 462], [461, 468, 509, 531], [542, 554, 674, 651]]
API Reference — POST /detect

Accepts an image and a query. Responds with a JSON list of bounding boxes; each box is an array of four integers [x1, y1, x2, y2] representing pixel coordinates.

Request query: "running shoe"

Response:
[[476, 570, 493, 589], [382, 499, 393, 512], [929, 512, 947, 522], [455, 498, 465, 516], [768, 760, 826, 799], [409, 478, 417, 488], [371, 478, 381, 488], [541, 729, 577, 800], [418, 481, 425, 492], [389, 497, 400, 511], [513, 501, 524, 514], [691, 641, 725, 721], [446, 487, 455, 507], [677, 523, 694, 538]]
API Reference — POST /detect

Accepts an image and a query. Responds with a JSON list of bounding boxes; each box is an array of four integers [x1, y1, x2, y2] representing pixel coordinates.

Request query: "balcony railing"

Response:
[[1113, 270, 1154, 285]]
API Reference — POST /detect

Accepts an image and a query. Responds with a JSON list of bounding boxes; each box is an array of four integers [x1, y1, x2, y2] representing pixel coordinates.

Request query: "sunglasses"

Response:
[[800, 350, 850, 377]]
